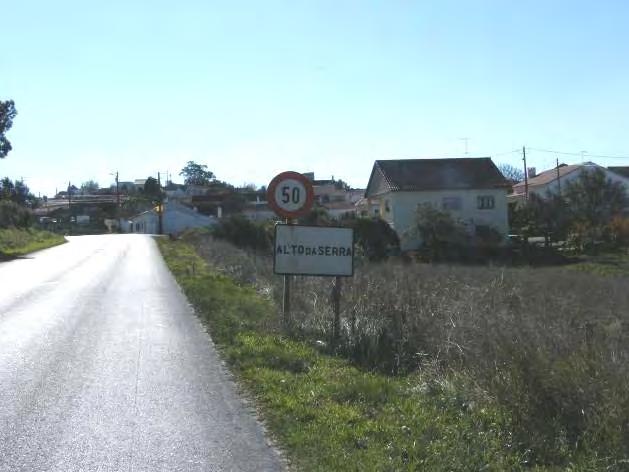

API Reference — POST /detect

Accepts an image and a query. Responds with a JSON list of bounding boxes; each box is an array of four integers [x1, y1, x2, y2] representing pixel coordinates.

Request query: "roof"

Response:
[[609, 167, 629, 179], [512, 164, 581, 194], [510, 162, 621, 195], [366, 158, 509, 197]]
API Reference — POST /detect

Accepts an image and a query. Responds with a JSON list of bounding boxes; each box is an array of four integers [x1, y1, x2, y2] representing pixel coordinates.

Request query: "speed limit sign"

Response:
[[267, 171, 315, 219]]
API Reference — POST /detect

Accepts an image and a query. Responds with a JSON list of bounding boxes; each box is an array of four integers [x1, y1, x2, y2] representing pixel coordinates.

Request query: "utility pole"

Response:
[[522, 146, 529, 200], [157, 172, 163, 235], [115, 171, 120, 207], [68, 181, 72, 234]]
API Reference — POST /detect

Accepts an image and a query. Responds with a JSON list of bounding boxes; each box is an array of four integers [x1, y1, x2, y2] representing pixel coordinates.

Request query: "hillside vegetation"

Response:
[[0, 227, 65, 259], [159, 231, 629, 470]]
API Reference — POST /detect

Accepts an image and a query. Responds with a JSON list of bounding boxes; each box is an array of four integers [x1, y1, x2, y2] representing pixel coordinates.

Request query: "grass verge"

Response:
[[157, 237, 574, 471], [0, 228, 66, 259], [568, 249, 629, 277]]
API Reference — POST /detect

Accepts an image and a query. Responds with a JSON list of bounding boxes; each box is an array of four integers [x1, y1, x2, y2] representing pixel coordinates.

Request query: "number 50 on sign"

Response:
[[267, 171, 315, 219]]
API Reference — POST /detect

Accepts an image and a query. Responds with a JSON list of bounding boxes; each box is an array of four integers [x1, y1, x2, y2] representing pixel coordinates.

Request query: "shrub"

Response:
[[607, 216, 629, 247], [414, 203, 469, 260], [210, 214, 272, 253], [344, 217, 399, 261], [0, 200, 32, 228]]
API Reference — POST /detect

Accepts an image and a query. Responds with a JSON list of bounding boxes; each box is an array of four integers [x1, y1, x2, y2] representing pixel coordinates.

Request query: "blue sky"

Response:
[[2, 0, 629, 196]]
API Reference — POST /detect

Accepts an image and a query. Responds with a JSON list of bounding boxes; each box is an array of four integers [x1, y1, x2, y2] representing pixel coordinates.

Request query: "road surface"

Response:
[[0, 234, 284, 471]]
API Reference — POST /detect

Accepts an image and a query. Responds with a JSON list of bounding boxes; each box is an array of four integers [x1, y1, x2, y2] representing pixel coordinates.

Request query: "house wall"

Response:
[[162, 205, 216, 234], [382, 188, 509, 251], [125, 202, 216, 234], [356, 199, 380, 218], [130, 212, 158, 234], [242, 209, 277, 221], [314, 183, 351, 204], [529, 166, 629, 198]]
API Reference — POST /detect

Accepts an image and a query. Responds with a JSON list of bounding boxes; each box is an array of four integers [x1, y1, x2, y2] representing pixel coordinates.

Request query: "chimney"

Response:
[[527, 167, 536, 179]]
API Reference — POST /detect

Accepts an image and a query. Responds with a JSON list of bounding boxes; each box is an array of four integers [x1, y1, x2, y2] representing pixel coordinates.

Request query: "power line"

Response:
[[528, 147, 629, 159], [491, 149, 520, 157]]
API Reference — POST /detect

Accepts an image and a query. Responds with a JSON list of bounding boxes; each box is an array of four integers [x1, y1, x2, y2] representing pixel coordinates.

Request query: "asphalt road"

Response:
[[0, 234, 284, 472]]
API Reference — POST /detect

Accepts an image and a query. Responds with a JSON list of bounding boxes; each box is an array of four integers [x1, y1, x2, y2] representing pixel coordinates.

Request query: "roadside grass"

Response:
[[568, 249, 629, 277], [0, 228, 66, 259], [164, 232, 629, 470], [157, 237, 534, 471]]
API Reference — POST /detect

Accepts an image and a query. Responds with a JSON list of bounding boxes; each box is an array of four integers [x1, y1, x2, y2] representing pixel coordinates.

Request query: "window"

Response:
[[477, 195, 495, 209], [384, 200, 390, 213], [442, 196, 462, 211]]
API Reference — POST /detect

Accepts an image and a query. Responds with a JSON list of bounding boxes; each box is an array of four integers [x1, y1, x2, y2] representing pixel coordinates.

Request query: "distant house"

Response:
[[302, 172, 363, 217], [124, 200, 217, 234], [322, 201, 357, 219], [365, 158, 510, 251], [241, 200, 276, 221], [117, 181, 136, 194], [134, 179, 148, 192], [164, 182, 186, 200], [510, 162, 629, 204], [355, 197, 380, 218]]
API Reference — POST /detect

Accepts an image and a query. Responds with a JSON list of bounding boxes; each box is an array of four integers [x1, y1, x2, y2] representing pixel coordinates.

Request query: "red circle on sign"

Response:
[[267, 171, 315, 219]]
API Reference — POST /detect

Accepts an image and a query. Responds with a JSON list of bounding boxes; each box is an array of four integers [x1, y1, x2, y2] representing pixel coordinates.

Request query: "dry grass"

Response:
[[182, 230, 629, 467]]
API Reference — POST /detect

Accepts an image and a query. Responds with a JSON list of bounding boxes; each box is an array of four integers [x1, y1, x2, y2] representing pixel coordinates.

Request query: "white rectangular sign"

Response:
[[274, 225, 354, 276]]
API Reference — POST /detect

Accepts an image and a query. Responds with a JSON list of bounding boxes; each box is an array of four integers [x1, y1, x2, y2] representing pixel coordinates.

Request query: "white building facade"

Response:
[[125, 200, 217, 235], [365, 158, 510, 251]]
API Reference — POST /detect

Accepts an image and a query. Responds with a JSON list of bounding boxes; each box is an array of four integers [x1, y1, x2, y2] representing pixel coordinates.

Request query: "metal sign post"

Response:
[[267, 172, 315, 329], [267, 171, 354, 339], [331, 276, 342, 344], [282, 218, 292, 327]]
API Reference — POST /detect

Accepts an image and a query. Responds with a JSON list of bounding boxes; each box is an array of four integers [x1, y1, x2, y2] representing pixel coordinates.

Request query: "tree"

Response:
[[563, 168, 627, 228], [334, 179, 351, 191], [0, 177, 15, 200], [179, 161, 215, 186], [142, 177, 162, 200], [0, 177, 38, 208], [0, 100, 17, 159], [511, 192, 569, 247], [498, 163, 525, 183], [80, 180, 99, 194]]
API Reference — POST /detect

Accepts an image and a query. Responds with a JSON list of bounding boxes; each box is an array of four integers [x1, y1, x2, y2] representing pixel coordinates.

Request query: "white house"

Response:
[[355, 197, 381, 218], [365, 158, 510, 251], [510, 162, 629, 204], [125, 200, 217, 235], [241, 200, 276, 221]]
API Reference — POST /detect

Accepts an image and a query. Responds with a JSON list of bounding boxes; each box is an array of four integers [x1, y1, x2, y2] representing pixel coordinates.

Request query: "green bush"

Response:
[[414, 204, 470, 260], [210, 214, 272, 253], [0, 200, 32, 228], [345, 217, 399, 261]]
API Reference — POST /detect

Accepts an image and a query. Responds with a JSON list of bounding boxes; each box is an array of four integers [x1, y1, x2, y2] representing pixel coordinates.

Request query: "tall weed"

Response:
[[183, 231, 629, 466]]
